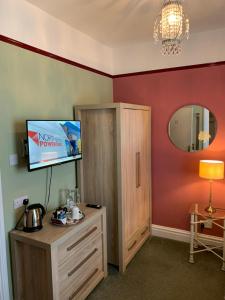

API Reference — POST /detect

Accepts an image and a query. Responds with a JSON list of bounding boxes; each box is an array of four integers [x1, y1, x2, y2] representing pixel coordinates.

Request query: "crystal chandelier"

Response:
[[153, 0, 190, 55]]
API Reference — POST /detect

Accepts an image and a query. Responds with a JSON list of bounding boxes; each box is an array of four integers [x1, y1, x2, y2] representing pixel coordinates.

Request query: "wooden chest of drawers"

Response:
[[10, 205, 107, 300]]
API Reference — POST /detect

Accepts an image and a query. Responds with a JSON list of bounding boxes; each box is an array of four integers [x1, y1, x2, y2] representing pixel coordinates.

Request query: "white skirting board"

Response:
[[152, 224, 223, 247]]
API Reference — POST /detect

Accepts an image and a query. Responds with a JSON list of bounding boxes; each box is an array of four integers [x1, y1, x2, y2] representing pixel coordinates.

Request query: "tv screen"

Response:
[[26, 120, 82, 171]]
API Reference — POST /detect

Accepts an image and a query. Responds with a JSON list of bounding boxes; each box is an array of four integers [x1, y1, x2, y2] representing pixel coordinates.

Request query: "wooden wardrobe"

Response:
[[75, 102, 151, 272]]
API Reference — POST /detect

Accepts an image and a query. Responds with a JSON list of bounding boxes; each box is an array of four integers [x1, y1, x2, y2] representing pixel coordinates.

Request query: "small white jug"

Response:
[[72, 206, 83, 220]]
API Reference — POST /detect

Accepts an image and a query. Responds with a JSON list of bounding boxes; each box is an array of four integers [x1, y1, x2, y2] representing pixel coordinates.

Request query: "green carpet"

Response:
[[88, 237, 225, 300]]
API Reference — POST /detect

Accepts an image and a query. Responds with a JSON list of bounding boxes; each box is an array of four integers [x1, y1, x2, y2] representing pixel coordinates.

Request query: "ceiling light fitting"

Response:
[[153, 0, 190, 55]]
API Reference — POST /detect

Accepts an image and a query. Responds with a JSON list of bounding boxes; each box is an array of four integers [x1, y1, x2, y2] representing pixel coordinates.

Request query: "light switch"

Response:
[[9, 154, 18, 166]]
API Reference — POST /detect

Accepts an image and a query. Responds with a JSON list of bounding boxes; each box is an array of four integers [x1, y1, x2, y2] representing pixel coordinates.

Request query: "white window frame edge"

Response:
[[0, 170, 10, 300]]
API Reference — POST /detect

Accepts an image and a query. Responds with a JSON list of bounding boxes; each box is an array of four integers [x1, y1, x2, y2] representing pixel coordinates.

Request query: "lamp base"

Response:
[[205, 205, 216, 214]]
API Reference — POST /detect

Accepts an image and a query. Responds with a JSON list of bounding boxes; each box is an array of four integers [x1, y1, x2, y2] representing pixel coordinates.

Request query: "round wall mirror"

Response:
[[168, 105, 217, 152]]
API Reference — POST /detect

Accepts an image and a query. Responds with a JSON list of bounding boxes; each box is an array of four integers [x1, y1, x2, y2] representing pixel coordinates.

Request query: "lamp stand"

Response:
[[205, 180, 216, 214]]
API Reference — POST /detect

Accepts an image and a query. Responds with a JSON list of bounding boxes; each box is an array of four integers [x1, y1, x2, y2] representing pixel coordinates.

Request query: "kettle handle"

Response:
[[28, 203, 46, 218]]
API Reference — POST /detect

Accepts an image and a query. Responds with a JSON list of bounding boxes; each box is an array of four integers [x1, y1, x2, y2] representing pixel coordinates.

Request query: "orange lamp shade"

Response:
[[199, 160, 224, 180]]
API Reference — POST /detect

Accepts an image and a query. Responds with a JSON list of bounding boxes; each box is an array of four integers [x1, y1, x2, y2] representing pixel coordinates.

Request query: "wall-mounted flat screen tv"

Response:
[[26, 120, 82, 171]]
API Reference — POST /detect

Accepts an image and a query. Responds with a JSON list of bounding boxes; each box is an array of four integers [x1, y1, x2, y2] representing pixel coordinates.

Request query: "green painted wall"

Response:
[[0, 41, 113, 297]]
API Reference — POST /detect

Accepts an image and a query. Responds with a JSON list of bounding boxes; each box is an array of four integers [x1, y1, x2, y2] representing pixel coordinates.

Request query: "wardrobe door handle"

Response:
[[68, 248, 98, 277], [136, 152, 141, 188], [128, 240, 137, 251], [69, 268, 99, 300], [67, 226, 97, 251]]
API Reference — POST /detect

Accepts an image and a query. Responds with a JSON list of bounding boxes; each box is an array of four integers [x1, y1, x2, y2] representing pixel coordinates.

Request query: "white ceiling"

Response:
[[25, 0, 225, 47]]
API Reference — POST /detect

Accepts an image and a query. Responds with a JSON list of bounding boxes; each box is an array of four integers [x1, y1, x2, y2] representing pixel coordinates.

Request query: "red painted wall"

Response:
[[113, 65, 225, 233]]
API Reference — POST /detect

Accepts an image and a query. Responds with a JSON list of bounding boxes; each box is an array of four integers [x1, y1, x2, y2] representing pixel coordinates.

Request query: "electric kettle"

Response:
[[23, 203, 46, 232]]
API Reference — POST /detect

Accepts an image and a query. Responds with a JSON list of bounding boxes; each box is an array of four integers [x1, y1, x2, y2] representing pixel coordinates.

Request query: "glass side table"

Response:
[[189, 203, 225, 271]]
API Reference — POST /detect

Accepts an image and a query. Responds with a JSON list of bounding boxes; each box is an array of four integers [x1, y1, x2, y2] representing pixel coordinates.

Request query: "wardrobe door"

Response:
[[121, 109, 139, 244], [136, 110, 151, 233], [120, 108, 151, 270]]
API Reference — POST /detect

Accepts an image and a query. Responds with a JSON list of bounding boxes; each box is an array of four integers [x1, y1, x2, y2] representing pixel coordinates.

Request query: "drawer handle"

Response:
[[69, 268, 99, 300], [128, 240, 137, 251], [141, 227, 148, 236], [68, 248, 98, 277], [67, 226, 98, 251]]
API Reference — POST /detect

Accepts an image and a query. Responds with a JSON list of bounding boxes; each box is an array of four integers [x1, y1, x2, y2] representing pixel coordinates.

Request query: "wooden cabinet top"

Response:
[[75, 102, 150, 111], [10, 205, 106, 249]]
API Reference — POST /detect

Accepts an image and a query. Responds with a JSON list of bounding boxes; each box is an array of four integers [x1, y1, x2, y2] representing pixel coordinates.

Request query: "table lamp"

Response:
[[199, 160, 224, 214]]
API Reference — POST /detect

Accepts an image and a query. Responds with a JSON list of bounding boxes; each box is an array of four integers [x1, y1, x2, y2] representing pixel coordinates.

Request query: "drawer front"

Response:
[[126, 230, 139, 254], [59, 234, 103, 292], [139, 223, 149, 240], [60, 256, 103, 300], [125, 222, 150, 264], [58, 216, 102, 265]]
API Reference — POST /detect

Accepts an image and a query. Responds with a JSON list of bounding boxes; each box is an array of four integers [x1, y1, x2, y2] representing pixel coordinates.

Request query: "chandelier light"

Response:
[[153, 0, 190, 55]]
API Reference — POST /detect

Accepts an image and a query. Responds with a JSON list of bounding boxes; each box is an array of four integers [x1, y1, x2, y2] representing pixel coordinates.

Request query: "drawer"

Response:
[[58, 216, 102, 265], [59, 234, 103, 292], [139, 223, 149, 240], [126, 230, 139, 254], [125, 222, 150, 264], [60, 256, 103, 300]]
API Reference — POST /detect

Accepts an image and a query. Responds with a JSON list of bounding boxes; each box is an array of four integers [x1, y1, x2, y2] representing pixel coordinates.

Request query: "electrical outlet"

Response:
[[14, 195, 28, 209], [204, 218, 213, 229]]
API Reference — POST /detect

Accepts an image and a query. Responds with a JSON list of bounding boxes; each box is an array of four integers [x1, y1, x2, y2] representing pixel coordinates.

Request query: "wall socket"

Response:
[[14, 195, 28, 209]]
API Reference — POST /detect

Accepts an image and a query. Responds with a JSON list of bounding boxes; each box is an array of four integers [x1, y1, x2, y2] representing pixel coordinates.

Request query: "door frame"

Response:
[[0, 170, 10, 300]]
